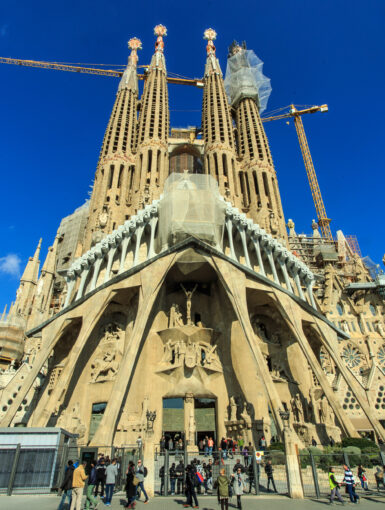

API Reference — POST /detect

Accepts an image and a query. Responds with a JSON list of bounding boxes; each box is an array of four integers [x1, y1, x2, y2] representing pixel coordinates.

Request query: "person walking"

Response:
[[242, 446, 249, 467], [58, 460, 75, 510], [183, 464, 199, 508], [265, 460, 277, 493], [105, 458, 118, 506], [259, 436, 266, 451], [374, 466, 385, 491], [328, 467, 344, 505], [357, 465, 368, 490], [233, 459, 245, 473], [94, 458, 106, 499], [208, 437, 214, 456], [205, 459, 213, 492], [216, 468, 231, 510], [125, 461, 137, 509], [70, 461, 88, 510], [170, 462, 177, 495], [85, 461, 99, 510], [233, 467, 246, 509], [135, 459, 149, 502], [343, 464, 359, 504]]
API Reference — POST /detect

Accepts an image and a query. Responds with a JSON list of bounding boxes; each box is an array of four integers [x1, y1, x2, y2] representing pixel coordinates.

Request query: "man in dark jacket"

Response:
[[94, 458, 106, 498], [58, 460, 74, 510], [176, 461, 184, 495], [85, 460, 99, 510], [183, 465, 198, 508], [169, 462, 177, 495], [265, 460, 277, 493], [233, 459, 245, 474]]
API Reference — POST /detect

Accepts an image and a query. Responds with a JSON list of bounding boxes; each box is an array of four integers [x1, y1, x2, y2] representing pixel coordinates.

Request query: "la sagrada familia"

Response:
[[1, 26, 385, 454]]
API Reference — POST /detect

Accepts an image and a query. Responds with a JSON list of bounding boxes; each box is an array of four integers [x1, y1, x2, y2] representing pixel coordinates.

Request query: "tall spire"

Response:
[[201, 29, 238, 201], [227, 42, 286, 239], [83, 38, 142, 251], [134, 25, 170, 208], [11, 238, 42, 321]]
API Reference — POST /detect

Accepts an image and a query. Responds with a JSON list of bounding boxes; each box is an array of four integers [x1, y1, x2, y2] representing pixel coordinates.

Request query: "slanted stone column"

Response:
[[282, 412, 304, 499]]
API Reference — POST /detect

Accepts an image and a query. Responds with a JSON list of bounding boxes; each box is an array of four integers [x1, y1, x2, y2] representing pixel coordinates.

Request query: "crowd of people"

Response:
[[58, 454, 150, 510], [328, 464, 385, 504]]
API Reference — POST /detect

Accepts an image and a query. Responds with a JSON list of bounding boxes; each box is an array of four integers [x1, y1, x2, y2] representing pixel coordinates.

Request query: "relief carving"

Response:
[[89, 322, 123, 384]]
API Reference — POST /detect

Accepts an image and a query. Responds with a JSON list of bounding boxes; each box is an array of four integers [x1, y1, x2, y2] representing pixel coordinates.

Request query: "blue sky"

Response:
[[0, 0, 384, 308]]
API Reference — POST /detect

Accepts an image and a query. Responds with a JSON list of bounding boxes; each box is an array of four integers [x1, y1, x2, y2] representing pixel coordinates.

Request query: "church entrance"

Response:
[[195, 398, 216, 449]]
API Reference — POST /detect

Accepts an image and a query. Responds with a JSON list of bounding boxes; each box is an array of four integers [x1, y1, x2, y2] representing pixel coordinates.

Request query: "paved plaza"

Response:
[[1, 494, 385, 510]]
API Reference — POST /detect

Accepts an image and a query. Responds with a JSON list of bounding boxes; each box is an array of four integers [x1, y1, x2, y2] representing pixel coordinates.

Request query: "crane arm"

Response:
[[262, 104, 328, 123], [0, 57, 204, 87]]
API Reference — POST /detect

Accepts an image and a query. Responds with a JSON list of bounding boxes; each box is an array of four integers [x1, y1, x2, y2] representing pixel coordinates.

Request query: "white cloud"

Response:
[[0, 254, 21, 277]]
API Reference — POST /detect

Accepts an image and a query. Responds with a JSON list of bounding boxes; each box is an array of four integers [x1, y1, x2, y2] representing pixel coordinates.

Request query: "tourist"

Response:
[[343, 464, 359, 504], [125, 461, 137, 509], [265, 460, 277, 493], [137, 435, 143, 450], [227, 438, 234, 459], [233, 459, 245, 473], [195, 460, 204, 494], [357, 464, 368, 490], [159, 465, 165, 495], [199, 438, 204, 452], [168, 437, 174, 452], [178, 438, 184, 451], [135, 459, 149, 503], [311, 437, 317, 447], [242, 446, 249, 467], [183, 464, 199, 508], [233, 466, 246, 509], [70, 461, 88, 510], [204, 436, 209, 456], [85, 460, 99, 510], [220, 438, 227, 460], [374, 466, 385, 491], [208, 437, 214, 456], [259, 436, 266, 451], [247, 462, 256, 494], [105, 458, 118, 506], [169, 462, 177, 495], [94, 458, 106, 498], [205, 459, 213, 491], [328, 466, 344, 504], [176, 460, 185, 494], [238, 436, 244, 453], [216, 467, 231, 510], [58, 460, 74, 510], [160, 436, 166, 453]]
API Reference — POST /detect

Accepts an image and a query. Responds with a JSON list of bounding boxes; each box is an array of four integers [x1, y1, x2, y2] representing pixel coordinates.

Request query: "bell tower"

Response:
[[134, 25, 170, 209], [83, 37, 142, 251]]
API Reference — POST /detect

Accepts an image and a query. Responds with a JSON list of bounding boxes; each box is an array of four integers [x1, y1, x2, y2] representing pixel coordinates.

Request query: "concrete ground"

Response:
[[1, 494, 385, 510]]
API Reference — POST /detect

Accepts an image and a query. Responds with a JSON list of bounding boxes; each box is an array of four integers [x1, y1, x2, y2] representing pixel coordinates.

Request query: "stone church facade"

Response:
[[1, 26, 385, 462]]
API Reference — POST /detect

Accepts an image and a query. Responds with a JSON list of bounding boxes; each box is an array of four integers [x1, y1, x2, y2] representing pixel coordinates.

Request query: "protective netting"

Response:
[[157, 173, 226, 251], [224, 49, 272, 113]]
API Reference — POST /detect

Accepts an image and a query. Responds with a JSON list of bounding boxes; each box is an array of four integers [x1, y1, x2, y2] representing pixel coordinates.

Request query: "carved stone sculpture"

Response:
[[91, 351, 119, 383], [169, 304, 184, 328], [181, 283, 198, 326], [188, 407, 196, 445], [230, 396, 238, 421]]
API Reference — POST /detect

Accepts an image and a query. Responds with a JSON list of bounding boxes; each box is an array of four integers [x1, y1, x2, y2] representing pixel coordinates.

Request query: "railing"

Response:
[[62, 198, 316, 310]]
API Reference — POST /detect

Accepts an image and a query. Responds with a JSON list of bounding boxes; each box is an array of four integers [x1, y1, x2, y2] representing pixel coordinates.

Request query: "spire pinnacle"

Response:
[[118, 37, 141, 92], [150, 25, 167, 71], [203, 28, 221, 76]]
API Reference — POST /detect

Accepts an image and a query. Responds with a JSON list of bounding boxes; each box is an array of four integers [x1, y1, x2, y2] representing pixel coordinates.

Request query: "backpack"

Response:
[[143, 466, 148, 478]]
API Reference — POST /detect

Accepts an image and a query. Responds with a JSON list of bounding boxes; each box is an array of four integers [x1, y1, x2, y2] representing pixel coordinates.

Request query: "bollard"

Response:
[[7, 443, 21, 496], [164, 449, 169, 497]]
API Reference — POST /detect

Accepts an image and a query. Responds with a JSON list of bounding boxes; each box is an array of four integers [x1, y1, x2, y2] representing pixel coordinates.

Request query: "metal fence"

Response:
[[153, 449, 288, 497], [299, 450, 385, 498], [0, 443, 140, 495]]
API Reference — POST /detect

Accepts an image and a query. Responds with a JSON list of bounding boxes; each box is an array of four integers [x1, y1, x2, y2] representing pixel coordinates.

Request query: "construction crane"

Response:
[[0, 57, 331, 238], [0, 57, 204, 87], [262, 104, 332, 240]]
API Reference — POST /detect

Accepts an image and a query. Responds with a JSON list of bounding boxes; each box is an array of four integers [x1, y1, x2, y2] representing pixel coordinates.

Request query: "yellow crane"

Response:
[[262, 104, 332, 240], [0, 57, 331, 238]]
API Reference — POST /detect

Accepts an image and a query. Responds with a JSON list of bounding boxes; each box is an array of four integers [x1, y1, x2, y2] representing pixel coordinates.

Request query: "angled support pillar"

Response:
[[211, 256, 285, 437], [89, 253, 178, 446]]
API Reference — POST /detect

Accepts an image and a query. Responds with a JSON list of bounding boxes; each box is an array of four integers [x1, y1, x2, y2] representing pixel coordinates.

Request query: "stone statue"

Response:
[[181, 284, 198, 326], [91, 351, 119, 383], [342, 321, 350, 334], [230, 396, 238, 421], [295, 394, 304, 422], [240, 402, 252, 428], [311, 219, 321, 238], [320, 395, 334, 425], [169, 304, 184, 328], [162, 340, 173, 363], [286, 219, 296, 237]]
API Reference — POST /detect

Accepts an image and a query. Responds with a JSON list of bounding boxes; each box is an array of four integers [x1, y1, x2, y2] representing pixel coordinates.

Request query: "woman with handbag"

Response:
[[125, 461, 138, 509], [216, 468, 232, 510], [233, 467, 246, 509]]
